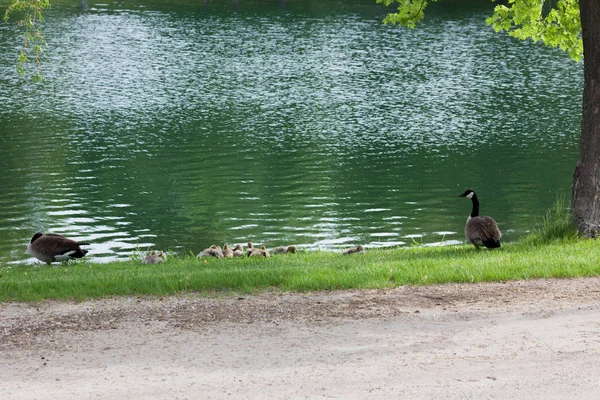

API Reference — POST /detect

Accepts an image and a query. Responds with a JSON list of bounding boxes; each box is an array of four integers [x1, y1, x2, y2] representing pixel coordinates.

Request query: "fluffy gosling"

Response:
[[342, 245, 365, 255], [197, 245, 224, 259], [273, 245, 297, 254], [143, 251, 165, 264], [232, 244, 244, 257], [248, 245, 271, 258], [222, 244, 234, 258]]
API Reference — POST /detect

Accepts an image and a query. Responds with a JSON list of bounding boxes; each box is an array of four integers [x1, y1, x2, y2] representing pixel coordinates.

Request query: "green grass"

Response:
[[1, 236, 599, 302], [529, 194, 578, 243]]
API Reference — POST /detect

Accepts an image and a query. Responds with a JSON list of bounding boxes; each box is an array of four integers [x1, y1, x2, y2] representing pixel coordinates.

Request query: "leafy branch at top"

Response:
[[376, 0, 432, 29], [378, 0, 582, 62], [3, 0, 52, 81], [486, 0, 582, 62]]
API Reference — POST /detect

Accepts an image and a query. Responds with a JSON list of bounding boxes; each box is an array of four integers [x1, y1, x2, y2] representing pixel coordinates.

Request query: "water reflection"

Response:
[[0, 0, 582, 264]]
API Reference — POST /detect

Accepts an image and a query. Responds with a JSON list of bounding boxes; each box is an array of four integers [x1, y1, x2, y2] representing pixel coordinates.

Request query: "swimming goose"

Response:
[[458, 189, 502, 249], [27, 232, 89, 264]]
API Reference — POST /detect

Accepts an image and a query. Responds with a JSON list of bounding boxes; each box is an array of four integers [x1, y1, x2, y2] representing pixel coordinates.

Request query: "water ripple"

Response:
[[0, 0, 582, 263]]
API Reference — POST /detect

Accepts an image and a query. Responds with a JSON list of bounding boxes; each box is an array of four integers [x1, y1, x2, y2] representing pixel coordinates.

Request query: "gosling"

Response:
[[143, 251, 165, 264], [232, 244, 244, 257], [248, 245, 271, 258], [222, 244, 234, 258], [273, 245, 297, 254], [197, 245, 224, 259], [343, 245, 365, 255]]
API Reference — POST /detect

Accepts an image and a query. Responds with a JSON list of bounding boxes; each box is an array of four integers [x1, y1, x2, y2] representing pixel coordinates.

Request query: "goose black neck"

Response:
[[470, 194, 480, 218]]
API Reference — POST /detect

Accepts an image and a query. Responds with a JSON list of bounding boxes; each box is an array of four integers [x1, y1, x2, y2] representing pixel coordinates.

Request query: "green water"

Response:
[[0, 0, 583, 263]]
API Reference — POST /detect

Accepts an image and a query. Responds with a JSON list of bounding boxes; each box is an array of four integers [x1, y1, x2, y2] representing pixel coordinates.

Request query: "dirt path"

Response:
[[2, 278, 600, 399]]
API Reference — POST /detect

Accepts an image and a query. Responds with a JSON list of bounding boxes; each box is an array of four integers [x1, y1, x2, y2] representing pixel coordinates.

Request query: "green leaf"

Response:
[[379, 0, 582, 62], [4, 0, 52, 81], [486, 0, 582, 62], [379, 0, 432, 29]]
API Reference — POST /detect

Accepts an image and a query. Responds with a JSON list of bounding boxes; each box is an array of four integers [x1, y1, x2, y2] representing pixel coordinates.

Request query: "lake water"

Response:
[[0, 0, 583, 264]]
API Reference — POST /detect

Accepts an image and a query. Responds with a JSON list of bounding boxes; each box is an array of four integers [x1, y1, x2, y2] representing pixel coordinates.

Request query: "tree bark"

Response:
[[572, 0, 600, 237]]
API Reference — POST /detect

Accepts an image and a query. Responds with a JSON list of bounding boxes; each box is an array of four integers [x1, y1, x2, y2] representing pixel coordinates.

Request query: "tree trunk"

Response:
[[572, 0, 600, 237]]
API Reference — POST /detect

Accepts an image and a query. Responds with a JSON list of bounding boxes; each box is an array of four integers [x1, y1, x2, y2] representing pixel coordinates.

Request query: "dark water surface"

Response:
[[0, 0, 582, 263]]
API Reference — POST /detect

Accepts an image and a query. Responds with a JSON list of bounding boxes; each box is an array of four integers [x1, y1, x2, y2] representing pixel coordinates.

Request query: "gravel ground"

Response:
[[2, 278, 600, 399]]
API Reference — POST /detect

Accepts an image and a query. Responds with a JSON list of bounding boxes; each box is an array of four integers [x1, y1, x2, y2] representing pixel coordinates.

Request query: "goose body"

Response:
[[27, 232, 89, 264], [458, 190, 502, 249]]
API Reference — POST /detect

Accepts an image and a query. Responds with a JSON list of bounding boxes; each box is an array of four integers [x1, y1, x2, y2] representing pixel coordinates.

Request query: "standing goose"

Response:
[[27, 232, 90, 264], [458, 190, 502, 249]]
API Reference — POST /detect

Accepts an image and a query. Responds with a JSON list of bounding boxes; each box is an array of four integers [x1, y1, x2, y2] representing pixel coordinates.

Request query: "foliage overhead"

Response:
[[3, 0, 52, 81], [376, 0, 430, 28], [2, 0, 584, 81], [377, 0, 583, 62]]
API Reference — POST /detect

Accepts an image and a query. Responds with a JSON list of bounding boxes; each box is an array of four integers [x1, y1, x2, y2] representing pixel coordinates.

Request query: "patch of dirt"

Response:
[[2, 278, 600, 399]]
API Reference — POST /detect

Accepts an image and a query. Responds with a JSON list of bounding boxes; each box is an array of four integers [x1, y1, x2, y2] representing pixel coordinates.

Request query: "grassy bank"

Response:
[[1, 236, 599, 302]]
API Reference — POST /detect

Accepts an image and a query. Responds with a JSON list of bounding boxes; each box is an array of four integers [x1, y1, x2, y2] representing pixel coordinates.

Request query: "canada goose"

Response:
[[232, 244, 244, 257], [27, 232, 90, 264], [222, 244, 234, 258], [458, 189, 502, 249], [143, 251, 165, 264], [273, 245, 297, 254], [342, 245, 365, 255]]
